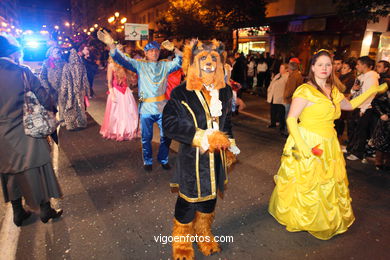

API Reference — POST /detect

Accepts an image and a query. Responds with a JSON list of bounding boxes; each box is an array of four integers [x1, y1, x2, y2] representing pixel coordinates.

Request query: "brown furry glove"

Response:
[[207, 131, 231, 153], [225, 150, 237, 168]]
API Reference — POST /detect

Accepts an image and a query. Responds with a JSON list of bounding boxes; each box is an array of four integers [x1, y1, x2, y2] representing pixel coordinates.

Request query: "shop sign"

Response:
[[303, 18, 326, 32], [289, 18, 326, 32], [288, 21, 304, 32], [238, 26, 270, 37], [125, 23, 149, 41]]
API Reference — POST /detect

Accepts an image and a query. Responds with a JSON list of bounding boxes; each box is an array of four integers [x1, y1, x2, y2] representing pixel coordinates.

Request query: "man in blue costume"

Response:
[[98, 30, 182, 172]]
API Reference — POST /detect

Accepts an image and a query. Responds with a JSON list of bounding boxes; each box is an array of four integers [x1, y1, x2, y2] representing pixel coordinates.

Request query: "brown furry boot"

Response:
[[172, 218, 195, 260], [193, 211, 221, 256]]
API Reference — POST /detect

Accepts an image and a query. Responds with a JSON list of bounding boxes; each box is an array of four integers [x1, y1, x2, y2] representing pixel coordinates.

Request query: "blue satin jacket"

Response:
[[110, 49, 182, 114]]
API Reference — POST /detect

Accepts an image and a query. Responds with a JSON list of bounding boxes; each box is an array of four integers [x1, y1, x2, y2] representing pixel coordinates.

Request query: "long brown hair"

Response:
[[307, 50, 345, 103], [108, 57, 127, 85]]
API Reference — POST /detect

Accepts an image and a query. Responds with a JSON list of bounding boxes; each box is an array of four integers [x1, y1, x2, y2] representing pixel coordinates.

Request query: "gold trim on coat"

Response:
[[194, 90, 217, 197], [192, 128, 206, 147], [181, 101, 201, 198], [178, 191, 216, 203]]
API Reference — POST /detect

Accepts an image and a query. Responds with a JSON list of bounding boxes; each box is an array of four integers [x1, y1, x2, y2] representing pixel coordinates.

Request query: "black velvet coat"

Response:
[[162, 82, 233, 203]]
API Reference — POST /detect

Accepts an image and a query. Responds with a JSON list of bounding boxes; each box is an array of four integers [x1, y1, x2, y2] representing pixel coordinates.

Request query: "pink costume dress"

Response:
[[100, 72, 140, 141]]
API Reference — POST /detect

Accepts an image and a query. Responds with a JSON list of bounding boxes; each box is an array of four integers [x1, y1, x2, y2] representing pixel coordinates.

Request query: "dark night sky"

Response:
[[18, 0, 71, 30], [19, 0, 71, 11]]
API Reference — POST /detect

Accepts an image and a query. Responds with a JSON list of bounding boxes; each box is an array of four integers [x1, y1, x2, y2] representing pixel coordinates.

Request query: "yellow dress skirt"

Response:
[[268, 84, 355, 240]]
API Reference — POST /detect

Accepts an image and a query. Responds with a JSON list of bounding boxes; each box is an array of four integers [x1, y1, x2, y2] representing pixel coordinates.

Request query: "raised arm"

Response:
[[110, 49, 139, 73], [97, 29, 139, 73], [340, 83, 388, 111], [166, 48, 183, 74]]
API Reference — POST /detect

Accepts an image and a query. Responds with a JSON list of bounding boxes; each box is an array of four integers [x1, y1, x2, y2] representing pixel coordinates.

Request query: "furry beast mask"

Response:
[[183, 39, 227, 91]]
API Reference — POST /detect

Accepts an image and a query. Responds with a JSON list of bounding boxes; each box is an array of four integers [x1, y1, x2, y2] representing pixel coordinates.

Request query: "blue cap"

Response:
[[144, 41, 160, 51]]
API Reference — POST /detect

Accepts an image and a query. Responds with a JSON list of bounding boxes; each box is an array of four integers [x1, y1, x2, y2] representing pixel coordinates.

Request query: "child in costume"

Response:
[[162, 40, 240, 259], [268, 50, 388, 240], [100, 57, 139, 141]]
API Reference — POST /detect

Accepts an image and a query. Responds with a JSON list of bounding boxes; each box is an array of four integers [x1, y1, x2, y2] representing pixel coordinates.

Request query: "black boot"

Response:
[[11, 198, 32, 227], [40, 201, 63, 223]]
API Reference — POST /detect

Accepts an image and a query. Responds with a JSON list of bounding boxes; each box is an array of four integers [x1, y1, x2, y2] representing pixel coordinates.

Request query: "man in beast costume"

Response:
[[162, 40, 240, 259]]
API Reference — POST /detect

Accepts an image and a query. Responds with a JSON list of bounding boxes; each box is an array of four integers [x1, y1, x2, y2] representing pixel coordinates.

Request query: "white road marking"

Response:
[[0, 204, 20, 260], [239, 110, 269, 122]]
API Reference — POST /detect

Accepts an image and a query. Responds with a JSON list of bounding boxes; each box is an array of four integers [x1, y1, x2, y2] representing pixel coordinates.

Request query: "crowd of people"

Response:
[[228, 50, 390, 171], [0, 29, 389, 260]]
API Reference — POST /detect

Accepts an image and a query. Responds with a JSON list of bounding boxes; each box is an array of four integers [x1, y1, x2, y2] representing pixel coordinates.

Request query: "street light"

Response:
[[108, 16, 115, 23], [107, 12, 127, 40]]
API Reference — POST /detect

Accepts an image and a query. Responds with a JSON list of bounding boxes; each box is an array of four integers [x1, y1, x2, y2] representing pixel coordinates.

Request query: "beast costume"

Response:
[[110, 41, 182, 167], [162, 40, 240, 259]]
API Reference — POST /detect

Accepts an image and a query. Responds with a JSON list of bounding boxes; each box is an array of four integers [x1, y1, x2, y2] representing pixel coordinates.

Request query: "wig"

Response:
[[108, 56, 127, 85]]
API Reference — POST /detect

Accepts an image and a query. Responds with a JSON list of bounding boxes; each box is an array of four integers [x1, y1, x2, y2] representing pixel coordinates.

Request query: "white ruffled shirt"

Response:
[[200, 84, 240, 155]]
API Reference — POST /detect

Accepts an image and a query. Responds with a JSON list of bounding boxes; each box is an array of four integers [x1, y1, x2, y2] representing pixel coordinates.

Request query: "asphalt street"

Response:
[[0, 72, 389, 260]]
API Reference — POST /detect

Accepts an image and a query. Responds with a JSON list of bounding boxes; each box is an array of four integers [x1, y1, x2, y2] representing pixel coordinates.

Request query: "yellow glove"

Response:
[[97, 29, 115, 48], [350, 83, 388, 109], [286, 117, 311, 159]]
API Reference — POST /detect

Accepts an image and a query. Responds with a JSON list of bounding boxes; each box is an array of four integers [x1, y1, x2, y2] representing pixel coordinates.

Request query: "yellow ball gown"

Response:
[[268, 83, 355, 240]]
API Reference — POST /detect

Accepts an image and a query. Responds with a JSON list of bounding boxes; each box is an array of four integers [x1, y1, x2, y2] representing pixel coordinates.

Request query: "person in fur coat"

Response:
[[59, 49, 90, 130], [162, 40, 240, 260]]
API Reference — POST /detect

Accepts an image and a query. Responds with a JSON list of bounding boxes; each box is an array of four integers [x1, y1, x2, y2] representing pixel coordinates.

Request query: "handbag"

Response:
[[22, 70, 58, 138], [370, 119, 390, 150]]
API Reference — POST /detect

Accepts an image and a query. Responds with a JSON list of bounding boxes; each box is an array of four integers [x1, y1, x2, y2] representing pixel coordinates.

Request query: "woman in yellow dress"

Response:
[[268, 50, 388, 240]]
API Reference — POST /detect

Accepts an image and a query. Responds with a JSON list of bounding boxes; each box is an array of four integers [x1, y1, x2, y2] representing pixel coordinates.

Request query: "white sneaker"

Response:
[[346, 154, 359, 161]]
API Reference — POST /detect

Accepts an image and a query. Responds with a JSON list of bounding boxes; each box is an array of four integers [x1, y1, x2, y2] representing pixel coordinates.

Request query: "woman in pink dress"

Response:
[[100, 57, 139, 141]]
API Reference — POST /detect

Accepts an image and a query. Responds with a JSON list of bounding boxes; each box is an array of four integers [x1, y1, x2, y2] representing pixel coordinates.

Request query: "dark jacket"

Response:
[[162, 83, 233, 202], [83, 56, 98, 86], [371, 73, 390, 152], [373, 73, 390, 116], [339, 71, 356, 95], [0, 58, 53, 174], [231, 56, 246, 85], [283, 70, 303, 104]]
